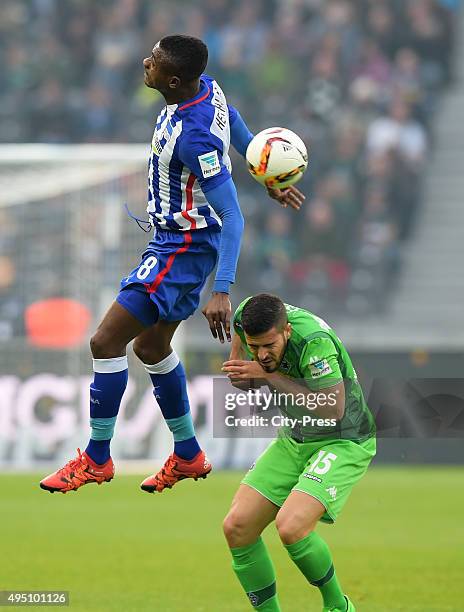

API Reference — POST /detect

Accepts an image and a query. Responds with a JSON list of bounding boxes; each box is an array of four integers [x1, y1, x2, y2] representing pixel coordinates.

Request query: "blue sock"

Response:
[[85, 356, 128, 465], [145, 351, 201, 461]]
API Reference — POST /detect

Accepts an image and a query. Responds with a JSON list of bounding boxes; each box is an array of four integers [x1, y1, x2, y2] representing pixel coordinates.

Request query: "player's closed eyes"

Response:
[[250, 344, 275, 350]]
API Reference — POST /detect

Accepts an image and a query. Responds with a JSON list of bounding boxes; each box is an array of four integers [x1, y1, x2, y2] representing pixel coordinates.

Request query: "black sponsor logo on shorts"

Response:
[[303, 473, 322, 483]]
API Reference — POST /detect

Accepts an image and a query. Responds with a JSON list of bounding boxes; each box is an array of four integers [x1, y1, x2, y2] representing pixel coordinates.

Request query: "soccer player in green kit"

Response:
[[222, 294, 376, 612]]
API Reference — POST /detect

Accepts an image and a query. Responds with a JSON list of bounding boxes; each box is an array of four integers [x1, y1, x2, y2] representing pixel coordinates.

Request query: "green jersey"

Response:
[[233, 298, 376, 442]]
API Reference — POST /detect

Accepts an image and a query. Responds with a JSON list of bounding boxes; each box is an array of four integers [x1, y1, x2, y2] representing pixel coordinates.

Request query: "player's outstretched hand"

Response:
[[202, 292, 232, 344], [266, 185, 305, 211]]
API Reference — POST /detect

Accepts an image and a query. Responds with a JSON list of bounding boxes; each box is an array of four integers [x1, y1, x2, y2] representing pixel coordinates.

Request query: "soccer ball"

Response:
[[246, 127, 308, 189]]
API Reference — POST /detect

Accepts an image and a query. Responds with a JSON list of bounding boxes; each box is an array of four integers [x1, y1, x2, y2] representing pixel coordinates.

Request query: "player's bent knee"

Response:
[[275, 511, 314, 545], [132, 339, 149, 363], [90, 332, 107, 359], [223, 511, 255, 547], [222, 512, 242, 541], [90, 331, 125, 359], [132, 338, 171, 365]]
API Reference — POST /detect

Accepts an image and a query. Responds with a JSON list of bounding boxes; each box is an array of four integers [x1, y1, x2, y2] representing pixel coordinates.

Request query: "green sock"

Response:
[[285, 532, 346, 610], [230, 537, 281, 611]]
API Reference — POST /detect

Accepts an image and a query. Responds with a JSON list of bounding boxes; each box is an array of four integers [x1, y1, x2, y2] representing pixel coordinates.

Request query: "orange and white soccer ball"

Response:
[[245, 127, 308, 189]]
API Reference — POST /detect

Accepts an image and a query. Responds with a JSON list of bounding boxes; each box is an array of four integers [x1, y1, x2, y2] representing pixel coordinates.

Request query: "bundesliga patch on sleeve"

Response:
[[308, 359, 333, 378], [198, 150, 221, 178]]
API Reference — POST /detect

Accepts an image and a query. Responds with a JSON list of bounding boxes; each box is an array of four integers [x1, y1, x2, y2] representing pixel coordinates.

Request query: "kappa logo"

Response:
[[326, 486, 337, 500], [198, 150, 221, 178], [90, 397, 100, 405]]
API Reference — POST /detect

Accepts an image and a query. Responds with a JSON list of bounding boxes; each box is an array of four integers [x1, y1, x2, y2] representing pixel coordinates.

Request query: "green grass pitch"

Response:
[[1, 467, 462, 611]]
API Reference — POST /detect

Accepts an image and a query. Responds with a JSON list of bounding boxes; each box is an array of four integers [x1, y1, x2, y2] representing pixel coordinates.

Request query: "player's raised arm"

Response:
[[228, 105, 254, 158], [201, 178, 244, 343]]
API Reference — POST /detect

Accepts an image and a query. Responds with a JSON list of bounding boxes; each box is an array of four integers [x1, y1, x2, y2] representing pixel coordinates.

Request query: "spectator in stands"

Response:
[[255, 211, 296, 295], [404, 0, 452, 86], [354, 38, 392, 87], [292, 192, 350, 310], [78, 82, 118, 142], [365, 4, 398, 60], [366, 97, 428, 168], [29, 78, 74, 143], [391, 48, 425, 111], [305, 50, 342, 122], [356, 183, 401, 294]]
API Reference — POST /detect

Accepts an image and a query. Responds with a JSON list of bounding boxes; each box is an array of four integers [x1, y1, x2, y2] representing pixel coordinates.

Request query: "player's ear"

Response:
[[168, 76, 181, 89], [285, 323, 291, 339]]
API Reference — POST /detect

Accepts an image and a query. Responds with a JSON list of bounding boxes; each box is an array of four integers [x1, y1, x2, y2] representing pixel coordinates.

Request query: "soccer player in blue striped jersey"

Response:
[[40, 35, 304, 495]]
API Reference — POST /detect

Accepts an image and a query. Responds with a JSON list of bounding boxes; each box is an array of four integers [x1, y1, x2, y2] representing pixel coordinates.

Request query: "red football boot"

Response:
[[140, 450, 212, 493], [39, 448, 114, 493]]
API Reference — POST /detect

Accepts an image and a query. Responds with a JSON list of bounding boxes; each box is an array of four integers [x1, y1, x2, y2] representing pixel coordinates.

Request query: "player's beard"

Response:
[[259, 345, 286, 372], [259, 356, 279, 373]]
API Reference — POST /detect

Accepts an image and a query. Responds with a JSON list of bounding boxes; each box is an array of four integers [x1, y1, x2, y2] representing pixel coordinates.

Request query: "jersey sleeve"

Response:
[[204, 179, 244, 293], [178, 128, 231, 193], [228, 104, 238, 126], [228, 106, 254, 158], [299, 335, 343, 390]]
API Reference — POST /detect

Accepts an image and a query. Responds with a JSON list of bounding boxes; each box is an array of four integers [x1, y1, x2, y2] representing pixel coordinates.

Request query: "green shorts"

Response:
[[242, 434, 376, 523]]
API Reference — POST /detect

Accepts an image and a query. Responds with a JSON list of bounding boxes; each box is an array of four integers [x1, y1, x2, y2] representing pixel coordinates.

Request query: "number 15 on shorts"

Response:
[[307, 451, 337, 475]]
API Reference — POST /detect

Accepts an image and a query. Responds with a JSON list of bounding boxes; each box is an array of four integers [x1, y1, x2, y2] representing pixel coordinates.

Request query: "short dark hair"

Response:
[[159, 35, 208, 81], [241, 294, 288, 336]]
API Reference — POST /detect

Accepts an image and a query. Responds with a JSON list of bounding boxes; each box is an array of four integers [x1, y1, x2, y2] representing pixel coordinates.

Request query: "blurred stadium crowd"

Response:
[[0, 0, 460, 343]]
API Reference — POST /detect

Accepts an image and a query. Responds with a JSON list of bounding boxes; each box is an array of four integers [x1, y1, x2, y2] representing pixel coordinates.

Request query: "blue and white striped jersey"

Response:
[[147, 73, 236, 232]]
